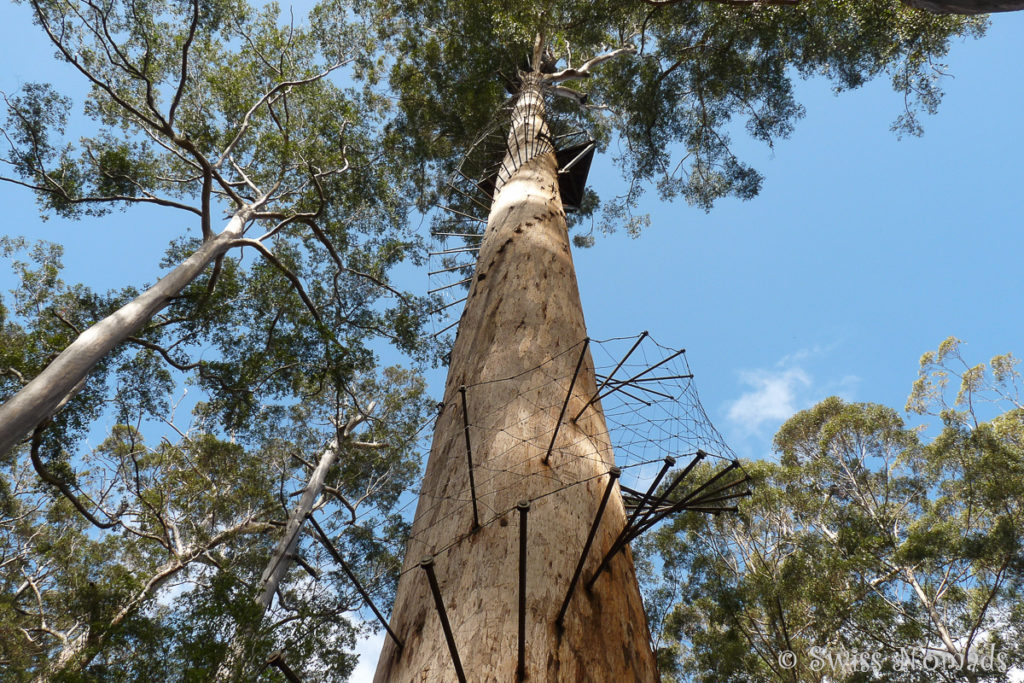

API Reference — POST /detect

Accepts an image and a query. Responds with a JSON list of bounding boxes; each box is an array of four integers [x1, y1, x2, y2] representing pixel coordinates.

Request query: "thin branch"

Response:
[[168, 0, 200, 126], [544, 46, 637, 84], [215, 59, 353, 169], [125, 336, 199, 371], [226, 238, 322, 324], [0, 175, 202, 215], [29, 425, 120, 530], [643, 0, 798, 5]]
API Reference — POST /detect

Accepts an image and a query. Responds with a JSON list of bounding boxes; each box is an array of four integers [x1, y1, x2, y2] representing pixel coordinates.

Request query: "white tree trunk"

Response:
[[376, 74, 658, 682], [214, 439, 340, 681], [215, 405, 372, 680], [0, 209, 251, 457]]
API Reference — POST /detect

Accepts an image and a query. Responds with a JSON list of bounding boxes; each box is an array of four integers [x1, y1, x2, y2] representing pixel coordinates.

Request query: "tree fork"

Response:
[[0, 208, 252, 458], [375, 73, 657, 681]]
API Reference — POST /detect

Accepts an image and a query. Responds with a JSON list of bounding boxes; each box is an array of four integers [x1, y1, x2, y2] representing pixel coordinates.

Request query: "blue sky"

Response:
[[572, 11, 1024, 457], [2, 4, 1020, 454], [2, 4, 1023, 679]]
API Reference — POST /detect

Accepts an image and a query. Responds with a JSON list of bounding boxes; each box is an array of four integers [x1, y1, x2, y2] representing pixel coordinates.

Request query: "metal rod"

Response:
[[642, 486, 751, 516], [516, 500, 530, 681], [684, 489, 752, 507], [591, 347, 687, 407], [572, 331, 648, 422], [437, 205, 487, 224], [543, 339, 590, 465], [266, 651, 304, 683], [420, 556, 467, 683], [558, 142, 595, 175], [683, 506, 739, 514], [614, 454, 712, 544], [556, 468, 620, 625], [428, 296, 468, 316], [605, 386, 652, 406], [431, 318, 461, 339], [460, 386, 480, 529], [428, 262, 473, 277], [432, 231, 484, 239], [308, 517, 404, 651], [622, 461, 741, 545], [446, 181, 493, 213], [613, 373, 694, 383], [623, 451, 707, 541], [686, 474, 751, 505], [593, 457, 674, 585], [427, 277, 473, 295], [621, 457, 675, 537], [429, 246, 481, 255], [674, 460, 742, 510], [598, 379, 674, 401], [456, 168, 491, 198], [587, 451, 706, 590]]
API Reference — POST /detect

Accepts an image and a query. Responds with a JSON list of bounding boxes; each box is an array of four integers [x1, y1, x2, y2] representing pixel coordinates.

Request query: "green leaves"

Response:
[[644, 343, 1024, 681], [374, 0, 985, 232]]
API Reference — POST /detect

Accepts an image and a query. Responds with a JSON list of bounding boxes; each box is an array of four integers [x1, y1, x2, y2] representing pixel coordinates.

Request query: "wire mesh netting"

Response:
[[343, 333, 741, 585]]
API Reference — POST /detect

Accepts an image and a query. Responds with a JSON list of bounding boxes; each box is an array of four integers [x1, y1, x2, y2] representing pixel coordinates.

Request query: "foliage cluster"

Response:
[[641, 339, 1024, 682]]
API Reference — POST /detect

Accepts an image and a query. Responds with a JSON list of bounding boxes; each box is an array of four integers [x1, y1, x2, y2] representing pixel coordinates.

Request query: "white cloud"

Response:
[[727, 367, 811, 433], [349, 629, 385, 683]]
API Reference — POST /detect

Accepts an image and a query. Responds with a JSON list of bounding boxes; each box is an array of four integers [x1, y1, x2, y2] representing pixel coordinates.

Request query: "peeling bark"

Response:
[[376, 75, 658, 682]]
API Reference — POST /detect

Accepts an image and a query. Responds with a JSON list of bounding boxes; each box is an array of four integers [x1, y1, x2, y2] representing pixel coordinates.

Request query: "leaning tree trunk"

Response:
[[375, 73, 658, 682], [902, 0, 1024, 11], [214, 405, 372, 681], [0, 208, 251, 458]]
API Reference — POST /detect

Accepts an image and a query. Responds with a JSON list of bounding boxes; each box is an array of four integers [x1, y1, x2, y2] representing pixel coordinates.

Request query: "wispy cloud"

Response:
[[725, 345, 860, 442], [727, 367, 811, 433]]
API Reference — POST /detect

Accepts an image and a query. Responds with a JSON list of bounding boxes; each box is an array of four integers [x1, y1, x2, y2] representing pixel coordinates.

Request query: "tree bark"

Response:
[[902, 0, 1024, 12], [0, 208, 251, 458], [214, 438, 340, 681], [214, 406, 371, 681], [375, 74, 658, 682]]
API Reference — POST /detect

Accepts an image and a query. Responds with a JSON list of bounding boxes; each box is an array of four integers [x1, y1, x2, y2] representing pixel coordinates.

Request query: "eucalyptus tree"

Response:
[[370, 1, 986, 680], [0, 0, 431, 458], [0, 0, 440, 679], [640, 340, 1024, 682], [0, 238, 434, 680]]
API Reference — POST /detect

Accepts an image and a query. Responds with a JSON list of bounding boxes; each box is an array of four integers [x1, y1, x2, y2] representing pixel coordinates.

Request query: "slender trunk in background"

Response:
[[375, 74, 658, 681], [214, 436, 342, 681], [0, 209, 250, 458]]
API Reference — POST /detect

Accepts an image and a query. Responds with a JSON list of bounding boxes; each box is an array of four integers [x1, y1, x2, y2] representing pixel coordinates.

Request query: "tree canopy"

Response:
[[0, 0, 436, 678], [0, 0, 1015, 679], [641, 339, 1024, 681], [376, 0, 984, 229]]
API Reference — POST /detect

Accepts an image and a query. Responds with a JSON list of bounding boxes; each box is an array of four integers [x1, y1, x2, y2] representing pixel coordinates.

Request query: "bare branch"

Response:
[[544, 46, 637, 84], [215, 59, 353, 169], [125, 336, 199, 371], [226, 238, 322, 324], [643, 0, 798, 5], [168, 0, 200, 127], [29, 425, 121, 530]]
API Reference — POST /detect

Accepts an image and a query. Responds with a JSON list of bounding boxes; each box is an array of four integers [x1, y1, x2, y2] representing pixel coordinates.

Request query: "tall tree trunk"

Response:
[[0, 208, 251, 458], [902, 0, 1024, 12], [375, 74, 658, 682], [214, 406, 371, 681]]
